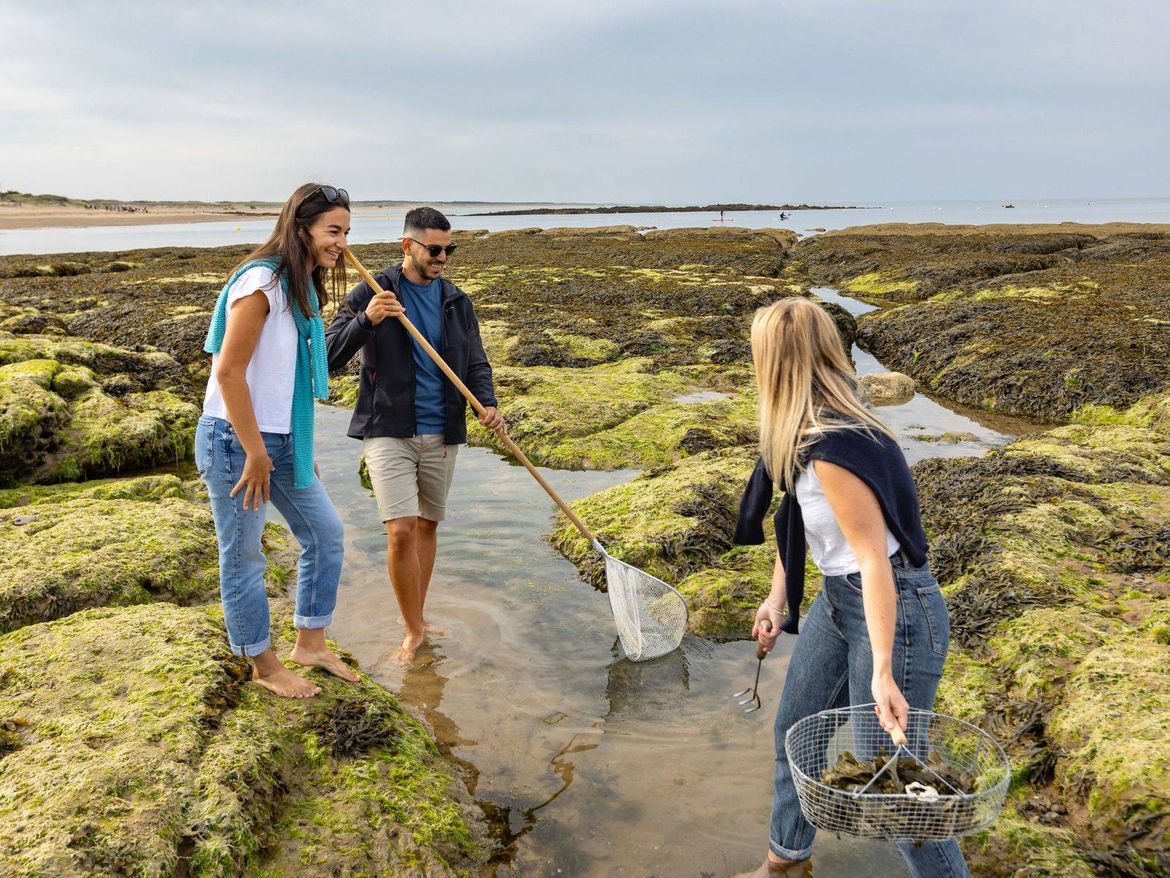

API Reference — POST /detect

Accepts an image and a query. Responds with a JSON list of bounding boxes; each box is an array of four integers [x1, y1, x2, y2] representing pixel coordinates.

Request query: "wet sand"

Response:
[[0, 204, 277, 230]]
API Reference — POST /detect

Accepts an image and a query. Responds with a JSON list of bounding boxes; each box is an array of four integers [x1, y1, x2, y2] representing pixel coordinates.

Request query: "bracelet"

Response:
[[763, 598, 784, 613]]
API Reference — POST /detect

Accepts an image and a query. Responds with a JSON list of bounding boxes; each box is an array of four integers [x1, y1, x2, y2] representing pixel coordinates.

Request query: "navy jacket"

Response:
[[324, 263, 497, 444], [733, 426, 929, 634]]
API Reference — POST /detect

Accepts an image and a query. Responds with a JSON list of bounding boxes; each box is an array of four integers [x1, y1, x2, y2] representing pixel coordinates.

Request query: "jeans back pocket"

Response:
[[914, 584, 950, 658]]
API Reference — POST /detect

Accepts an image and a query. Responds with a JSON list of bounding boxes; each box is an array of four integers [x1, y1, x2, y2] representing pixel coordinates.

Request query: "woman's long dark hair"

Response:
[[233, 182, 350, 317]]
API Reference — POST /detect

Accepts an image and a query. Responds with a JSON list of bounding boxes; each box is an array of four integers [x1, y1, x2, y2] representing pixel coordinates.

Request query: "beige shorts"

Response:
[[363, 435, 459, 522]]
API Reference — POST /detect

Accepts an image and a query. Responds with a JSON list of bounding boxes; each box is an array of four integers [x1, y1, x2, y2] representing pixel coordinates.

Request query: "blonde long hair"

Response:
[[751, 297, 893, 491]]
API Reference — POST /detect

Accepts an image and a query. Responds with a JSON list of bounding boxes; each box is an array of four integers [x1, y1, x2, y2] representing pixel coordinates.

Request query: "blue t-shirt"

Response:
[[397, 275, 445, 435]]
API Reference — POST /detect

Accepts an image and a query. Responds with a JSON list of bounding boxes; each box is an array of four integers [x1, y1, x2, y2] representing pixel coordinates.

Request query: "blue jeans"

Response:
[[769, 556, 969, 878], [195, 415, 344, 657]]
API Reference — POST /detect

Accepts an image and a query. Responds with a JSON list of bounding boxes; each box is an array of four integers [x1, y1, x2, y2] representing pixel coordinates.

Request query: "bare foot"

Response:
[[394, 631, 427, 665], [397, 617, 447, 636], [252, 664, 321, 699], [731, 854, 811, 878], [290, 646, 361, 682]]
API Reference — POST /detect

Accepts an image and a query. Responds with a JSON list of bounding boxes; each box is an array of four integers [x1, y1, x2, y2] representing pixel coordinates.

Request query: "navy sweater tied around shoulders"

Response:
[[732, 427, 929, 634]]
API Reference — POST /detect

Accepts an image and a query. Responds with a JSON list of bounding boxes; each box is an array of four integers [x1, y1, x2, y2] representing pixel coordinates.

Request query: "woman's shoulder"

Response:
[[225, 262, 284, 305], [809, 420, 900, 461]]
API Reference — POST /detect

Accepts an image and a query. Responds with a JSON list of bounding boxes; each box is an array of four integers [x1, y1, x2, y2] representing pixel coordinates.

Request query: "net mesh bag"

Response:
[[601, 548, 688, 662]]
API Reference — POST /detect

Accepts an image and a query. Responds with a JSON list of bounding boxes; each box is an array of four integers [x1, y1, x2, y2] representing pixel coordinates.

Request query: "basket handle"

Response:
[[889, 723, 908, 748]]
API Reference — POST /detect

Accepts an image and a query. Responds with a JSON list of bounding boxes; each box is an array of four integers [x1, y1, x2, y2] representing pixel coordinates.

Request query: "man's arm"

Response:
[[325, 280, 375, 373]]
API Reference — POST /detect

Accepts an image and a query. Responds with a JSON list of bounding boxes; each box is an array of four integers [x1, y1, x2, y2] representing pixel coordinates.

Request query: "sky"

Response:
[[1, 0, 1167, 204]]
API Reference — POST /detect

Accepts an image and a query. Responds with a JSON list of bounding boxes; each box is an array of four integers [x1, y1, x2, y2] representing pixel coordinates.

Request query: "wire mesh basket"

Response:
[[785, 704, 1010, 842]]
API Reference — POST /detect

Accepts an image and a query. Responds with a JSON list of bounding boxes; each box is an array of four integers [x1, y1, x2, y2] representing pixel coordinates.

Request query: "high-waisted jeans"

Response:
[[769, 556, 970, 877], [195, 415, 344, 657]]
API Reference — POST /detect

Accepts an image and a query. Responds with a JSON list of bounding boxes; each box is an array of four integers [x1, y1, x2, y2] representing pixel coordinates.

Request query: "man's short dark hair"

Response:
[[404, 207, 451, 236]]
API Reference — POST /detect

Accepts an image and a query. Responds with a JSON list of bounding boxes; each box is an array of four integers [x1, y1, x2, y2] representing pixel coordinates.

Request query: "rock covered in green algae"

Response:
[[0, 475, 292, 632], [0, 333, 198, 484], [790, 224, 1170, 422], [919, 391, 1170, 875], [466, 359, 759, 471], [0, 603, 489, 877]]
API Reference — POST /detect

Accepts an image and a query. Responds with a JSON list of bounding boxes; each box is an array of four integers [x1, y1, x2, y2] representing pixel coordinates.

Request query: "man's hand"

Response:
[[478, 406, 506, 434], [364, 289, 404, 326]]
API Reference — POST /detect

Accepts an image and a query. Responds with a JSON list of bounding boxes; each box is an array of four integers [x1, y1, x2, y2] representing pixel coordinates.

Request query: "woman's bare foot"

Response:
[[251, 650, 320, 698], [731, 853, 811, 877], [290, 645, 361, 682], [289, 627, 360, 682]]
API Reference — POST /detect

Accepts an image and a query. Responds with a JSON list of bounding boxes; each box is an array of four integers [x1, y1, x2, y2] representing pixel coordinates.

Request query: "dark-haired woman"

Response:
[[196, 183, 379, 697], [733, 297, 967, 876]]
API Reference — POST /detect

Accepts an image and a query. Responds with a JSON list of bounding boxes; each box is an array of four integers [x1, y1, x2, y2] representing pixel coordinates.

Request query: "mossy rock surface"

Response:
[[0, 603, 488, 877], [0, 334, 197, 484], [790, 225, 1170, 422], [921, 391, 1170, 872], [0, 475, 291, 631]]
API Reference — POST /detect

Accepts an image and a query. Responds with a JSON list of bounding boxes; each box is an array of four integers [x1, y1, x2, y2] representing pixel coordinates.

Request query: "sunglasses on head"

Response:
[[408, 237, 458, 258], [299, 185, 349, 212]]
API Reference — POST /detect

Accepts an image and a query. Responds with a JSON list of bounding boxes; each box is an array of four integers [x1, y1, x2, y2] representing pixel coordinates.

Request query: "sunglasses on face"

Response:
[[408, 237, 458, 258]]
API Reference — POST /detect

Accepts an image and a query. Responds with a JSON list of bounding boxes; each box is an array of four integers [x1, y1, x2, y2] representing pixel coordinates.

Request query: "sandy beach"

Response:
[[0, 203, 278, 231]]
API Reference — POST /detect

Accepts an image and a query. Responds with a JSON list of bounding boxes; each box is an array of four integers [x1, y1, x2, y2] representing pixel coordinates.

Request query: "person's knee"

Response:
[[318, 509, 345, 556], [387, 516, 419, 550], [417, 517, 439, 536]]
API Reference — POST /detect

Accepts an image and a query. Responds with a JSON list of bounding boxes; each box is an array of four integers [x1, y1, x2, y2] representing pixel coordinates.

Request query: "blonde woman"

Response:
[[732, 298, 967, 877]]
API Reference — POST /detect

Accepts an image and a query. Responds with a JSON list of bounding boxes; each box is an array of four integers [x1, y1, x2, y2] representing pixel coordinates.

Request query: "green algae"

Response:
[[840, 229, 1170, 422], [0, 604, 486, 878], [549, 450, 756, 602], [0, 475, 294, 631], [0, 335, 198, 484], [962, 808, 1095, 878]]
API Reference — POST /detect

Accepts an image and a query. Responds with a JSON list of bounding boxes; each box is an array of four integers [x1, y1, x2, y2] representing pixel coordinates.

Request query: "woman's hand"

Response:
[[872, 672, 910, 738], [753, 601, 784, 653], [231, 451, 274, 511]]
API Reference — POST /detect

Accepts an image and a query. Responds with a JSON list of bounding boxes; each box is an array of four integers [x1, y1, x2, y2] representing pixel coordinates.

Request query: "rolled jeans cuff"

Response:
[[770, 838, 813, 862], [294, 612, 332, 630], [233, 635, 271, 659]]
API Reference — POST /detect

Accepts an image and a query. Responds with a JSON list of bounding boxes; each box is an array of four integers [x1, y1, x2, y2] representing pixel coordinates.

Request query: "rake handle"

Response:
[[343, 248, 597, 544], [756, 618, 772, 660]]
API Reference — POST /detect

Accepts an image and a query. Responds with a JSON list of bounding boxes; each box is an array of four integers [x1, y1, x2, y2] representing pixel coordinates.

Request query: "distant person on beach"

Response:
[[196, 182, 359, 698], [326, 207, 504, 663], [731, 298, 967, 877]]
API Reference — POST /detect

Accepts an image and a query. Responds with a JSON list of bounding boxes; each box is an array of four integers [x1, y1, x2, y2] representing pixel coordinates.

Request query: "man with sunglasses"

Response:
[[326, 206, 504, 663]]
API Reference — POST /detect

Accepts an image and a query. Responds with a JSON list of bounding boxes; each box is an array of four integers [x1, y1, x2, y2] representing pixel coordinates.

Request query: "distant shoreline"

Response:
[[462, 203, 870, 217], [0, 203, 281, 231]]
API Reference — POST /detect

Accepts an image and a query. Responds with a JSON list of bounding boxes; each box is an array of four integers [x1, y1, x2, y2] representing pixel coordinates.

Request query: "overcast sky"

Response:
[[2, 1, 1167, 203]]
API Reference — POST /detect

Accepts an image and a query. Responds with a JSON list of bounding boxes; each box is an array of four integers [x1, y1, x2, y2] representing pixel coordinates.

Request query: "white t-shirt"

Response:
[[202, 266, 298, 434], [796, 462, 901, 576]]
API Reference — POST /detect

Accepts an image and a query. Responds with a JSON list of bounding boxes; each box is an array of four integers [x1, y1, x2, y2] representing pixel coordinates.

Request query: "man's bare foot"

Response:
[[290, 646, 361, 682], [397, 617, 446, 635], [251, 663, 321, 698], [395, 631, 427, 665]]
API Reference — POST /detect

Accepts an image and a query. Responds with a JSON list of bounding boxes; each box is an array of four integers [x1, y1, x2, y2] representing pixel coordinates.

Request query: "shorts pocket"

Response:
[[915, 585, 950, 658]]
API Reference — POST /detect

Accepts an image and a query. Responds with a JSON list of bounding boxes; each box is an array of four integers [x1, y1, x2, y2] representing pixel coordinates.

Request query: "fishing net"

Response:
[[785, 705, 1009, 842], [598, 542, 688, 662]]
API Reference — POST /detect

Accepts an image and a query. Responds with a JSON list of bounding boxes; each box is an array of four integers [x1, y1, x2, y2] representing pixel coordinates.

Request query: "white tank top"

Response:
[[202, 266, 298, 434], [795, 463, 901, 576]]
